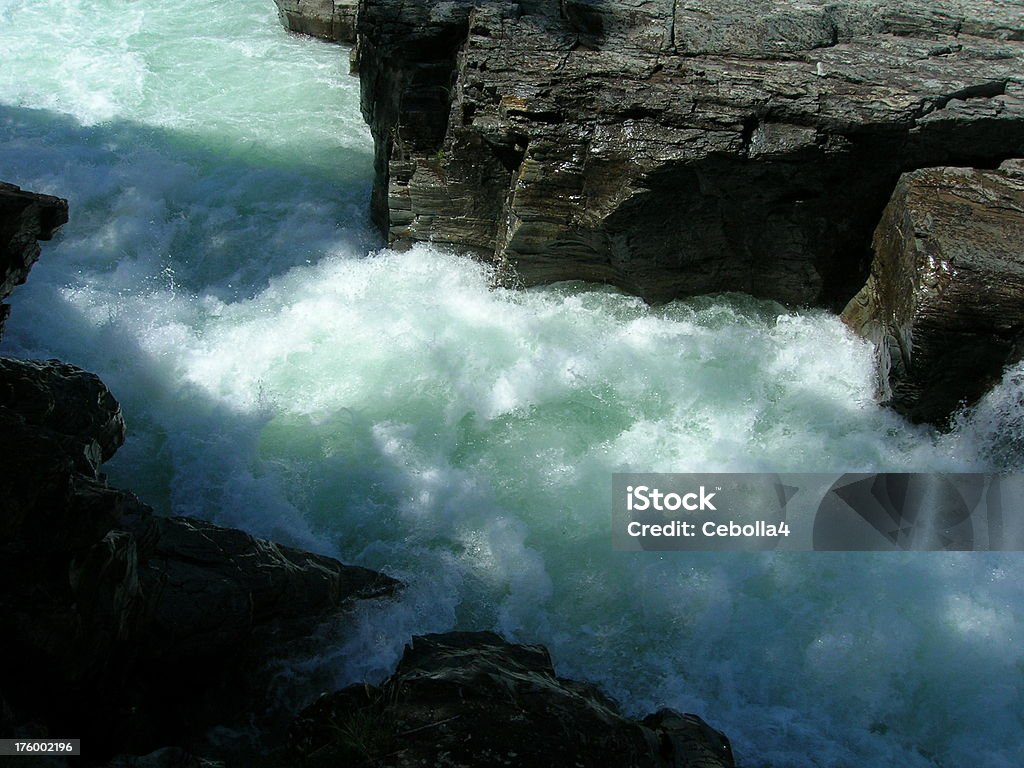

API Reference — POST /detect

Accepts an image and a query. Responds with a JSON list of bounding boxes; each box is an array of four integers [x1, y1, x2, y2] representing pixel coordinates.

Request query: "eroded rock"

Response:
[[130, 514, 398, 661], [842, 160, 1024, 425], [356, 0, 1024, 306]]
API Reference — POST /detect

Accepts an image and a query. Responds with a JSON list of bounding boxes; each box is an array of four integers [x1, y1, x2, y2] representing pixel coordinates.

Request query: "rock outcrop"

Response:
[[842, 160, 1024, 425], [274, 0, 358, 43], [1, 182, 68, 338], [356, 0, 1024, 306], [291, 631, 735, 767]]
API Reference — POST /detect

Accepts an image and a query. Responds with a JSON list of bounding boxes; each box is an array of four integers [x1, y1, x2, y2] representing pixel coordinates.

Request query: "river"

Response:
[[1, 1, 1022, 765]]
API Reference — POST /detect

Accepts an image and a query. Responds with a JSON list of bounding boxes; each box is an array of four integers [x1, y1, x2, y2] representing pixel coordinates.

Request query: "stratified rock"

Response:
[[291, 631, 735, 767], [274, 0, 358, 43], [356, 0, 1024, 306], [0, 182, 68, 338], [842, 160, 1024, 425]]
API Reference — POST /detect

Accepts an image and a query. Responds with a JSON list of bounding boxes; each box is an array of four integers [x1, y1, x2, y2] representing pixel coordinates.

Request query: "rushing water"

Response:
[[2, 1, 1022, 765]]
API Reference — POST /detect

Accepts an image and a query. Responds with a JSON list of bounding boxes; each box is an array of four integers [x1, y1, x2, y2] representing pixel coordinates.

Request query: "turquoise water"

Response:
[[1, 1, 1022, 765]]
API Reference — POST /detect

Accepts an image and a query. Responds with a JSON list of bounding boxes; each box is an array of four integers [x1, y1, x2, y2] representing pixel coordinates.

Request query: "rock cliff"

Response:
[[355, 0, 1024, 306], [842, 159, 1024, 425]]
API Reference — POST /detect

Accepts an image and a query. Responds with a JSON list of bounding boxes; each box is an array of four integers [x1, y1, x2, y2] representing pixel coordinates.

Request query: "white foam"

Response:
[[2, 2, 1023, 766]]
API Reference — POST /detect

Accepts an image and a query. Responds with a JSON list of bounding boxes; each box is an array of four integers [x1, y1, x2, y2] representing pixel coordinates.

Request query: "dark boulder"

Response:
[[291, 631, 735, 767], [842, 160, 1024, 425], [356, 0, 1024, 306], [0, 182, 68, 338]]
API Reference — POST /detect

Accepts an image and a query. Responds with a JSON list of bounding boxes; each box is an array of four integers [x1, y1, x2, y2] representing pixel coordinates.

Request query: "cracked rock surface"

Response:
[[356, 0, 1024, 306]]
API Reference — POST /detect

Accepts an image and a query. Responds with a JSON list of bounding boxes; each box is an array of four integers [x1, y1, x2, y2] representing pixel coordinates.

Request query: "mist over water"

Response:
[[2, 1, 1022, 765]]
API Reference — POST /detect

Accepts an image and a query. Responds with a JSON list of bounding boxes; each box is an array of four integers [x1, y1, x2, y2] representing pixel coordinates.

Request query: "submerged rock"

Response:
[[273, 0, 359, 43], [356, 0, 1024, 306], [291, 631, 735, 767], [0, 182, 68, 338], [842, 160, 1024, 425]]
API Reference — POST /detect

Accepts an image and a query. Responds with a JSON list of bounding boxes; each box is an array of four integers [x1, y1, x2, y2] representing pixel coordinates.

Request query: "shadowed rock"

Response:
[[0, 358, 127, 555], [842, 159, 1024, 425], [291, 631, 735, 767]]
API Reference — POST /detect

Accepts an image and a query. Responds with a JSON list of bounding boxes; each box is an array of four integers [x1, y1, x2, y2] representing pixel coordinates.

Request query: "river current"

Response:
[[1, 1, 1022, 765]]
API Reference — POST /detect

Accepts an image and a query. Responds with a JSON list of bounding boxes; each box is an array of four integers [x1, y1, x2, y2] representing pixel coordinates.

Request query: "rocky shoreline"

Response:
[[1, 184, 399, 763], [1, 183, 734, 766]]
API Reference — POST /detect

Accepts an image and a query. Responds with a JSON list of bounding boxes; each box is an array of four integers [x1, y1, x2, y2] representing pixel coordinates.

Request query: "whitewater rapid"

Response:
[[1, 1, 1022, 766]]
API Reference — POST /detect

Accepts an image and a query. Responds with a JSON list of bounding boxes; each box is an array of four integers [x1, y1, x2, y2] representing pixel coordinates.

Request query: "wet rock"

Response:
[[0, 182, 68, 338], [291, 631, 735, 767], [356, 0, 1024, 307], [273, 0, 359, 43], [842, 160, 1024, 425]]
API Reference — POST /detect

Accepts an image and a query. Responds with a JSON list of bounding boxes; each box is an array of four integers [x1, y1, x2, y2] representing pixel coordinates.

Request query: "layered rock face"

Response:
[[274, 0, 358, 42], [356, 0, 1024, 306], [291, 631, 735, 767], [0, 182, 68, 338], [842, 160, 1024, 425]]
